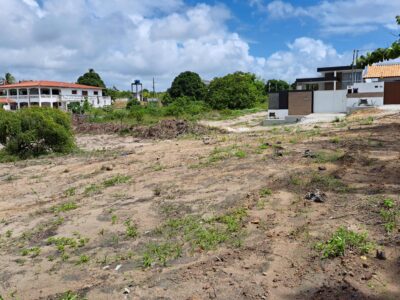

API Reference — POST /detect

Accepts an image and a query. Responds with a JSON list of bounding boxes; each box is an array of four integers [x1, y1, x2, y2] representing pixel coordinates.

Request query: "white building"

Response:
[[0, 80, 112, 110]]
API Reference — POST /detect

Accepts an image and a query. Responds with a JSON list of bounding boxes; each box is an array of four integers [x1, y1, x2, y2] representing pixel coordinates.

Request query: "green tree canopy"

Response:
[[77, 69, 106, 88], [265, 79, 290, 93], [1, 73, 16, 85], [357, 16, 400, 67], [167, 71, 206, 101], [206, 72, 265, 110]]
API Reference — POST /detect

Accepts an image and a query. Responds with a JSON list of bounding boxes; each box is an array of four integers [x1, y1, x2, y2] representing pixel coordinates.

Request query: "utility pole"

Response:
[[153, 77, 155, 98]]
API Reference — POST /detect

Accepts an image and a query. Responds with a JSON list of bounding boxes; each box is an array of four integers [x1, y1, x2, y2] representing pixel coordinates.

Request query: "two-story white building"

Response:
[[0, 80, 112, 110]]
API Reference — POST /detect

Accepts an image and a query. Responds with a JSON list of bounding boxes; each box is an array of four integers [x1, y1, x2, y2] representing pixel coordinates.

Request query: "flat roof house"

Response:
[[295, 65, 363, 91], [0, 80, 112, 110]]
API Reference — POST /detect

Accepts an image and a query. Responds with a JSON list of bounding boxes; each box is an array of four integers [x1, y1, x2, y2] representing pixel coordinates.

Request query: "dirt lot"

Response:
[[0, 110, 399, 300]]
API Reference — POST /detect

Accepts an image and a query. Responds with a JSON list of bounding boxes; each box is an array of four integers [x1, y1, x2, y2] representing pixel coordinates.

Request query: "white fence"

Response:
[[313, 90, 347, 113]]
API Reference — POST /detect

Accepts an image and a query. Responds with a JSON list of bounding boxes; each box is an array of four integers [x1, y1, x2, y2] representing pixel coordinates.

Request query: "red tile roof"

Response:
[[364, 64, 400, 79], [0, 98, 16, 104], [0, 81, 102, 90]]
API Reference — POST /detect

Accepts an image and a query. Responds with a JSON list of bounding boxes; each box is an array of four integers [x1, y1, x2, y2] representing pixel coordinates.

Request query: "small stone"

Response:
[[360, 256, 367, 261], [376, 250, 387, 260], [123, 288, 130, 294], [362, 263, 369, 269], [262, 272, 268, 276], [102, 265, 110, 270], [115, 264, 122, 271], [251, 218, 260, 225], [101, 165, 113, 171], [318, 166, 327, 171], [63, 169, 70, 173]]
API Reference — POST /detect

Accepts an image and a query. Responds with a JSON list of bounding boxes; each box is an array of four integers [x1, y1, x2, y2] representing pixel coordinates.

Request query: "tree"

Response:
[[206, 72, 266, 110], [77, 69, 106, 88], [1, 73, 16, 85], [265, 79, 290, 93], [357, 16, 400, 67], [167, 71, 206, 101]]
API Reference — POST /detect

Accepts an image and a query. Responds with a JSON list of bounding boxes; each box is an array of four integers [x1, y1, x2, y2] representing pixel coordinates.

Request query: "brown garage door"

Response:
[[384, 82, 400, 104], [288, 91, 313, 115]]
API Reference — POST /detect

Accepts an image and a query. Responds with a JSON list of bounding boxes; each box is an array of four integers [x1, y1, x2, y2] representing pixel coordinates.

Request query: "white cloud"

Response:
[[263, 37, 352, 81], [0, 0, 353, 90], [261, 0, 400, 35]]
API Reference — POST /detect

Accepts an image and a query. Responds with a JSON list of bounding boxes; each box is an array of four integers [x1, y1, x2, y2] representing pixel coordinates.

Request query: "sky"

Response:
[[0, 0, 399, 91]]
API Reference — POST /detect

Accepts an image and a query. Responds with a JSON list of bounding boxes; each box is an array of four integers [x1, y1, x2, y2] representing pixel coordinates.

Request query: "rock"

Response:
[[101, 165, 113, 171], [102, 265, 110, 270], [360, 256, 367, 261], [362, 263, 369, 269], [318, 166, 327, 171], [123, 288, 130, 294], [202, 136, 211, 145], [251, 218, 260, 225], [376, 250, 387, 260], [115, 264, 122, 271], [63, 169, 70, 173], [304, 149, 316, 158], [305, 189, 326, 203]]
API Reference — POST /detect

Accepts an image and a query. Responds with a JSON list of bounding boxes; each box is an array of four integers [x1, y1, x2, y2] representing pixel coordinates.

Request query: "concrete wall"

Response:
[[346, 82, 384, 108], [288, 91, 312, 115], [60, 88, 103, 97], [314, 90, 347, 113], [267, 109, 288, 120]]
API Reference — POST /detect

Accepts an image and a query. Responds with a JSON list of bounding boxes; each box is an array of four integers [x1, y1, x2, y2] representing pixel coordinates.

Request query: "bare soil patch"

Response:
[[0, 111, 399, 299]]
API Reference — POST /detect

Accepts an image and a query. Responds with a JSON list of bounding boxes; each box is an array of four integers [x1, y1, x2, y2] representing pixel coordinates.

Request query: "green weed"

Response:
[[21, 247, 41, 258], [316, 227, 374, 259], [259, 188, 272, 197], [76, 255, 90, 265], [142, 243, 182, 268], [51, 202, 78, 214], [63, 187, 76, 197], [124, 220, 138, 238], [103, 175, 131, 187], [309, 173, 349, 193]]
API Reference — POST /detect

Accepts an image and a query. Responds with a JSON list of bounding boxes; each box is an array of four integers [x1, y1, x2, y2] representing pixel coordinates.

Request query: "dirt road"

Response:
[[0, 110, 399, 299]]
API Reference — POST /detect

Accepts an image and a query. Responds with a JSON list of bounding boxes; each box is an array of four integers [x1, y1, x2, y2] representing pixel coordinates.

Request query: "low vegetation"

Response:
[[316, 227, 374, 259], [0, 108, 75, 160]]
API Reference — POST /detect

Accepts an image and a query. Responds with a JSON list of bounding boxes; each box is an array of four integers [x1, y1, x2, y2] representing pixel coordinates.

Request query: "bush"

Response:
[[0, 108, 75, 159], [167, 71, 206, 101], [207, 72, 266, 110]]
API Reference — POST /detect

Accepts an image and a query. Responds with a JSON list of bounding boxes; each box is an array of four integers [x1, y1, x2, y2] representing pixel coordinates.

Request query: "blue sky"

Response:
[[0, 0, 399, 90]]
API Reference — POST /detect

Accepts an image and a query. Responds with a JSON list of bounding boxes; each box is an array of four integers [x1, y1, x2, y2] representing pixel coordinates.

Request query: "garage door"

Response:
[[288, 91, 313, 115], [384, 82, 400, 104]]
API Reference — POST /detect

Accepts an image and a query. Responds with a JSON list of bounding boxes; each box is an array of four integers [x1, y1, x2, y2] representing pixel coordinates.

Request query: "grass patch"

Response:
[[124, 220, 138, 238], [21, 247, 41, 258], [360, 116, 374, 126], [316, 227, 374, 259], [313, 150, 344, 163], [57, 291, 86, 300], [259, 188, 272, 197], [146, 208, 248, 267], [380, 198, 399, 233], [103, 175, 131, 187], [84, 184, 102, 196], [51, 202, 78, 214], [142, 243, 182, 268], [309, 173, 349, 193], [63, 187, 76, 197]]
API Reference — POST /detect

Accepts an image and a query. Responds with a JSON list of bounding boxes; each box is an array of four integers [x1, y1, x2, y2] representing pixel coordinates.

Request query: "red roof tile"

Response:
[[0, 98, 16, 104], [0, 81, 102, 90]]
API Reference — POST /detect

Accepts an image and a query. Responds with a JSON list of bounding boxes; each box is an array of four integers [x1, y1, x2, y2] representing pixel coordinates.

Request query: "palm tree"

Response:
[[5, 73, 16, 84]]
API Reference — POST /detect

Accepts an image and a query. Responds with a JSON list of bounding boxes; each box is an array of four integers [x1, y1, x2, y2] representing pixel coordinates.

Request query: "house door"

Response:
[[384, 82, 400, 104]]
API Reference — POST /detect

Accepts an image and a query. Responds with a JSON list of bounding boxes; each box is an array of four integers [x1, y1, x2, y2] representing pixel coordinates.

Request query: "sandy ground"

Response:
[[0, 109, 400, 300]]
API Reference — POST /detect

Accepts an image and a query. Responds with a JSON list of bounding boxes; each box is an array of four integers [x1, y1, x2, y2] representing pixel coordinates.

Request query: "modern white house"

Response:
[[0, 81, 112, 110], [265, 63, 400, 124]]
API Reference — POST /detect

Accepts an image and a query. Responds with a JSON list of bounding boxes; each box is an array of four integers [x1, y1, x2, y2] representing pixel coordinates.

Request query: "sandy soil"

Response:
[[0, 110, 399, 300]]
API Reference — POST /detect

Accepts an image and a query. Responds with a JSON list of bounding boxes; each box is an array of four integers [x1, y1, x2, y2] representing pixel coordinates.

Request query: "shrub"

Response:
[[0, 108, 75, 159], [206, 72, 266, 109]]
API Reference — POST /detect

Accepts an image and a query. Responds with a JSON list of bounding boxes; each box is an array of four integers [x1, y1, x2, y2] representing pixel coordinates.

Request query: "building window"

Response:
[[52, 89, 60, 95], [94, 91, 98, 96], [82, 91, 88, 96], [353, 88, 359, 94], [72, 90, 77, 95]]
